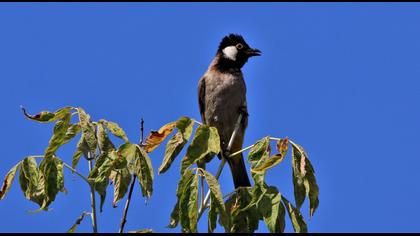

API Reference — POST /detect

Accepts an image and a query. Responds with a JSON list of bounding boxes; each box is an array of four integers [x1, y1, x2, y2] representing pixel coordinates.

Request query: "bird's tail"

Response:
[[225, 153, 251, 189]]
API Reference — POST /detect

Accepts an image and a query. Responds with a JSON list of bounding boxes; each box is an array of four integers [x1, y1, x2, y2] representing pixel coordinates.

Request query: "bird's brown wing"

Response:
[[197, 76, 206, 123]]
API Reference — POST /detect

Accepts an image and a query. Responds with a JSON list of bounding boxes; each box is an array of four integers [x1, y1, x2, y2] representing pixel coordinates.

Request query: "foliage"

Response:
[[0, 107, 320, 233]]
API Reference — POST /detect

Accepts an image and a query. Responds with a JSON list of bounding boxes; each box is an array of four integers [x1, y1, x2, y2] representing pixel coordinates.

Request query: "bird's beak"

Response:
[[247, 48, 262, 57]]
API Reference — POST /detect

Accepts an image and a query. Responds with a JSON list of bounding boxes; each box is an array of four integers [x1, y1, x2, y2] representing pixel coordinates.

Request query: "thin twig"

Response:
[[119, 118, 144, 233], [192, 119, 203, 126], [88, 152, 98, 233], [197, 107, 244, 221]]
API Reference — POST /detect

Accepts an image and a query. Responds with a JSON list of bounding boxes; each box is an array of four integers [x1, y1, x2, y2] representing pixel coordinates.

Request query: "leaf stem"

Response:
[[32, 155, 91, 185], [192, 119, 203, 126], [197, 107, 245, 222], [88, 152, 98, 233]]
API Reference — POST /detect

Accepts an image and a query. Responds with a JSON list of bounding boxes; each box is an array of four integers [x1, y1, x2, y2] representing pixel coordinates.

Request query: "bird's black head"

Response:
[[216, 34, 261, 69]]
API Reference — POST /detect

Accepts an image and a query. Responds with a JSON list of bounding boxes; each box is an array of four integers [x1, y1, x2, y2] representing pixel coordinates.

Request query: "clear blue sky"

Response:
[[1, 3, 420, 233]]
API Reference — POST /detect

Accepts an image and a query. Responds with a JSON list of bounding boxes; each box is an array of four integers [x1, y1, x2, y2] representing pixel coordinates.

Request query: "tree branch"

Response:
[[119, 118, 144, 233]]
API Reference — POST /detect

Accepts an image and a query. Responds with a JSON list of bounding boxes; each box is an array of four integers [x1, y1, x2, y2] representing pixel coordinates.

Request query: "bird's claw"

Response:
[[238, 105, 249, 117]]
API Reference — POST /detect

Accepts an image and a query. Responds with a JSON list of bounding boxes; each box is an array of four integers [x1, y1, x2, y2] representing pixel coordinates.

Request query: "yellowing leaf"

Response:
[[101, 119, 129, 143], [110, 168, 132, 207], [72, 136, 90, 171], [251, 138, 288, 174], [21, 106, 73, 123], [142, 122, 176, 153], [44, 112, 72, 159], [247, 137, 270, 187], [77, 107, 97, 153], [19, 157, 49, 210], [97, 122, 116, 153], [158, 117, 194, 175], [0, 161, 22, 200]]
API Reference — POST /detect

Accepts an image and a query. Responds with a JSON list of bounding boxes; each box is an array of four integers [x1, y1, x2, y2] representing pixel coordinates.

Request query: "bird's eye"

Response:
[[236, 43, 244, 50]]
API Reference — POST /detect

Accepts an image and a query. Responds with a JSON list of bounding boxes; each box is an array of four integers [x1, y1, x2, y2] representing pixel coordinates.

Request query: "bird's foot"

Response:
[[238, 105, 249, 117]]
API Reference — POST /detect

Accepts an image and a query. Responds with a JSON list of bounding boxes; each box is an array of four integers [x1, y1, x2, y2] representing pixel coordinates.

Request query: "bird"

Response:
[[197, 34, 261, 188]]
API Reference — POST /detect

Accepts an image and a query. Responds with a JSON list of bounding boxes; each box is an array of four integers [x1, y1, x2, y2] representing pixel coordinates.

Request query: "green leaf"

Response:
[[282, 196, 307, 233], [224, 187, 259, 233], [39, 156, 64, 203], [110, 168, 132, 207], [72, 135, 90, 171], [167, 169, 194, 228], [101, 119, 129, 143], [247, 137, 270, 187], [208, 196, 218, 233], [251, 138, 288, 174], [188, 173, 199, 233], [62, 124, 82, 145], [180, 125, 220, 175], [21, 106, 73, 123], [53, 157, 66, 193], [158, 117, 194, 175], [135, 145, 154, 199], [291, 142, 319, 217], [97, 122, 116, 153], [257, 186, 285, 233], [0, 161, 22, 200], [179, 172, 198, 233], [199, 168, 231, 232], [88, 152, 113, 212], [77, 107, 97, 153], [44, 112, 72, 159], [19, 157, 48, 209], [248, 136, 270, 164], [118, 143, 138, 174], [67, 211, 90, 233]]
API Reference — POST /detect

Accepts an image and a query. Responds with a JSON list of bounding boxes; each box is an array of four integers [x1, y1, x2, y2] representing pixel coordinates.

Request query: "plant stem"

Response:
[[197, 108, 244, 221], [88, 152, 98, 233], [119, 174, 136, 233], [118, 118, 144, 233]]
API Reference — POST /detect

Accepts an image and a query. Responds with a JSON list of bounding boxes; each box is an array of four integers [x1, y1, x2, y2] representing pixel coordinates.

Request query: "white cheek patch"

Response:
[[222, 46, 238, 61]]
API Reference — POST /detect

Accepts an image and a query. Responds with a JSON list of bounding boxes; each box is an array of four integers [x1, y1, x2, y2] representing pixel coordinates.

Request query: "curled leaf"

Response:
[[67, 211, 91, 233], [0, 161, 22, 200], [19, 157, 49, 210], [142, 122, 176, 153], [251, 138, 288, 174], [21, 106, 73, 123]]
